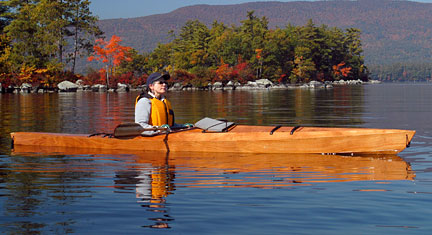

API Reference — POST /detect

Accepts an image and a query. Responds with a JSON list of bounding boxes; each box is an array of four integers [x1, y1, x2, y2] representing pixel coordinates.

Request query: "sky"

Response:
[[89, 0, 432, 20]]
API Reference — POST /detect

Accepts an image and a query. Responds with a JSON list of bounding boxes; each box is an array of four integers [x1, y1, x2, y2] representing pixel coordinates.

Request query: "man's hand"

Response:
[[184, 123, 194, 128]]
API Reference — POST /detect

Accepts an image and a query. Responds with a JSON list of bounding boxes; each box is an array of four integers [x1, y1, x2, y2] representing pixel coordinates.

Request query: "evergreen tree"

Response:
[[4, 0, 42, 70], [65, 0, 102, 73], [343, 28, 368, 80], [262, 27, 296, 81], [172, 20, 211, 70], [3, 0, 102, 74], [238, 11, 268, 78], [0, 1, 12, 74], [0, 2, 12, 32]]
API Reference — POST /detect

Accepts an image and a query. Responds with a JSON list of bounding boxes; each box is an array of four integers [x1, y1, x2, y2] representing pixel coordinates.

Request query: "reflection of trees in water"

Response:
[[170, 86, 365, 127], [1, 87, 364, 154], [114, 160, 175, 229], [0, 92, 138, 149]]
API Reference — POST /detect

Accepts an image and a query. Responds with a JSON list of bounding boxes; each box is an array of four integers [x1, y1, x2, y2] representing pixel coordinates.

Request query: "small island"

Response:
[[1, 2, 370, 94]]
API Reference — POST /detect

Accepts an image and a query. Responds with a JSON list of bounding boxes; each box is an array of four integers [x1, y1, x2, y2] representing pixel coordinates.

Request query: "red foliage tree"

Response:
[[87, 35, 133, 85]]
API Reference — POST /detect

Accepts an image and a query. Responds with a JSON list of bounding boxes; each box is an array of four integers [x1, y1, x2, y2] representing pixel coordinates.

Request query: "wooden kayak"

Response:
[[10, 125, 415, 155]]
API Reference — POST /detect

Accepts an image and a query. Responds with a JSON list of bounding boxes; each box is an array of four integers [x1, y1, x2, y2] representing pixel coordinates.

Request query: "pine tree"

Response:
[[3, 0, 102, 73], [65, 0, 102, 73]]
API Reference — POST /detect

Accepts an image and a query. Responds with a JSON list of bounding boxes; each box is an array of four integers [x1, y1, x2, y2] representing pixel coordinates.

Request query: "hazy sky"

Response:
[[90, 0, 432, 20]]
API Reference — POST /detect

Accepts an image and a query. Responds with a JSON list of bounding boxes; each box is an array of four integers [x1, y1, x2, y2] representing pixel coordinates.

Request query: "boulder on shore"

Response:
[[171, 82, 183, 90], [117, 83, 129, 92], [91, 84, 107, 92], [58, 81, 79, 92], [255, 79, 273, 88], [20, 83, 32, 93], [212, 82, 223, 90], [246, 81, 258, 88]]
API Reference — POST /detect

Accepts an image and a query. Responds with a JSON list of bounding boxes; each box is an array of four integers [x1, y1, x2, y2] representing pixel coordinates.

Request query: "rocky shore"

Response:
[[1, 79, 381, 94]]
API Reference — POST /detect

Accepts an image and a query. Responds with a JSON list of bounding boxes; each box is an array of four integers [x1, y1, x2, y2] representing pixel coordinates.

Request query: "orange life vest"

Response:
[[135, 93, 174, 126]]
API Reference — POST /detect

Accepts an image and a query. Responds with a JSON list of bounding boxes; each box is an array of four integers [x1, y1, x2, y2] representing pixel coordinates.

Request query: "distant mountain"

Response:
[[96, 0, 432, 66]]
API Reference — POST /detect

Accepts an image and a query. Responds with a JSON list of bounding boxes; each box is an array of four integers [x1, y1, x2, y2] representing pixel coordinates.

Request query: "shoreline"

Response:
[[1, 79, 382, 94]]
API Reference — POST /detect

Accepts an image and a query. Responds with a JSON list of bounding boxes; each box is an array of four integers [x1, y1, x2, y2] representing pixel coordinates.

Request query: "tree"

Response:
[[208, 25, 241, 66], [3, 0, 102, 75], [126, 13, 369, 86], [0, 33, 12, 75], [332, 62, 352, 80], [207, 20, 228, 65], [238, 11, 268, 75], [262, 27, 296, 81], [65, 0, 102, 73], [290, 54, 316, 83], [4, 0, 64, 72], [147, 42, 173, 73], [117, 49, 150, 78], [343, 28, 368, 80], [4, 0, 41, 71], [34, 0, 68, 68], [0, 2, 12, 75], [87, 35, 132, 83], [172, 20, 211, 70], [0, 2, 12, 32]]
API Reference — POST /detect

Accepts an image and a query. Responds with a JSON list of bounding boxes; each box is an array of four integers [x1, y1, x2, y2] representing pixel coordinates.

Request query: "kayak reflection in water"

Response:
[[135, 72, 193, 136]]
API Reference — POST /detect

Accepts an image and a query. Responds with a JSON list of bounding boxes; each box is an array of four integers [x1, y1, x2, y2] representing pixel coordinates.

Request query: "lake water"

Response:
[[1, 83, 432, 234]]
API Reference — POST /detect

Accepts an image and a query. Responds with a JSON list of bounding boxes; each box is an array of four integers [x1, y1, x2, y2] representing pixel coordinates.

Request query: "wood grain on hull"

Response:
[[10, 125, 415, 155]]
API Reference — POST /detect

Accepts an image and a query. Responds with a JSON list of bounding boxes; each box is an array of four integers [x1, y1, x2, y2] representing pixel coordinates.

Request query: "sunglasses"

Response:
[[153, 81, 168, 85]]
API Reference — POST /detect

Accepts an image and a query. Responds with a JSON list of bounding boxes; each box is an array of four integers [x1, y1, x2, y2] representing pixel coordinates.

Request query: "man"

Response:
[[135, 72, 192, 135]]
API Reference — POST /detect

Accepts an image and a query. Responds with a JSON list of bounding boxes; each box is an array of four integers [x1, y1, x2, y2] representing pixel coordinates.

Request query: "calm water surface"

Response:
[[1, 83, 432, 234]]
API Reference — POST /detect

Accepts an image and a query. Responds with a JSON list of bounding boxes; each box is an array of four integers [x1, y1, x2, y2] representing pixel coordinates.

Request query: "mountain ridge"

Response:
[[95, 0, 432, 66]]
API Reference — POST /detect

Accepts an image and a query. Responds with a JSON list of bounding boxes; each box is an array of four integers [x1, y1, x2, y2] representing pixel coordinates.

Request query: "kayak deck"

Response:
[[10, 125, 416, 155]]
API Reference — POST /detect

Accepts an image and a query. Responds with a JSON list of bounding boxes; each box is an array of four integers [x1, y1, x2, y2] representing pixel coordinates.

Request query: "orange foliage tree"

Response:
[[332, 62, 352, 80], [87, 35, 132, 85], [214, 59, 233, 85]]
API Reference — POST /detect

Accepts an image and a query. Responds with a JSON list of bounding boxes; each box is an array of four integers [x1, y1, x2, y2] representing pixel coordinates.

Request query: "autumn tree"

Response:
[[332, 62, 352, 80], [88, 35, 132, 85]]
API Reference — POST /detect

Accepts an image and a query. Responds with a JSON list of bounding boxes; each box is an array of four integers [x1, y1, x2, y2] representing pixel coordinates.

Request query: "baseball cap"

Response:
[[146, 72, 170, 87]]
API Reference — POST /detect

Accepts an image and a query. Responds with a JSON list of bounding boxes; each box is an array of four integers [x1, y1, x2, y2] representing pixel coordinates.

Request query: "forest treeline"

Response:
[[95, 0, 432, 68], [1, 1, 432, 91], [2, 1, 369, 90], [0, 0, 102, 89], [369, 63, 432, 82], [116, 12, 369, 87]]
